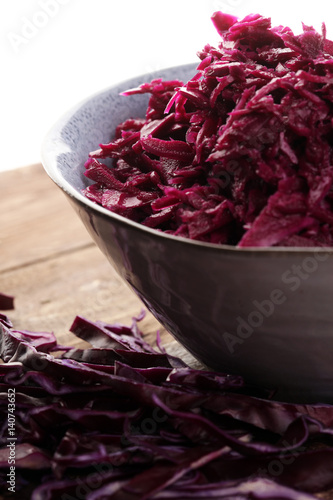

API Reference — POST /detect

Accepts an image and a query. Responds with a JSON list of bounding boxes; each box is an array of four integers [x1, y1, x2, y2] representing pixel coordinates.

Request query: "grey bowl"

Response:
[[41, 64, 333, 403]]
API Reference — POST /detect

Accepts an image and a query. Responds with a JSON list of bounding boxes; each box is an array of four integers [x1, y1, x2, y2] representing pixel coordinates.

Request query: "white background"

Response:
[[1, 0, 333, 172]]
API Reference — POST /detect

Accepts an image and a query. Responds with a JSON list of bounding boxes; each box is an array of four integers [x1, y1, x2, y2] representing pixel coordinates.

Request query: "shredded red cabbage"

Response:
[[83, 12, 333, 247], [0, 292, 14, 311], [1, 296, 333, 498]]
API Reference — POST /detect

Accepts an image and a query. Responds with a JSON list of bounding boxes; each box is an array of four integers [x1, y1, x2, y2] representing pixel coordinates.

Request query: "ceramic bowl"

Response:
[[42, 64, 333, 403]]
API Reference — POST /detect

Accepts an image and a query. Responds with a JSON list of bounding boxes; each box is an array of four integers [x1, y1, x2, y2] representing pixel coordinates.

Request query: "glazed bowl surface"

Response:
[[41, 64, 333, 403]]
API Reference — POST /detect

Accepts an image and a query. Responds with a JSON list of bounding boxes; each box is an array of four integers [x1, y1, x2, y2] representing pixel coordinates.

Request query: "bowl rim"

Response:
[[41, 64, 333, 257]]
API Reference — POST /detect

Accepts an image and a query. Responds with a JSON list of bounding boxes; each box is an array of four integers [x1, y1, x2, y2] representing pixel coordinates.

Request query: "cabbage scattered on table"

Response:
[[1, 296, 333, 498]]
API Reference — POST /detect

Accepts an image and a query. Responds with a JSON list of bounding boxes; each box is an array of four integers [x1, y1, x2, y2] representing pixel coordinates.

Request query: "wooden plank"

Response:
[[0, 163, 93, 273], [0, 242, 199, 365], [0, 163, 197, 364]]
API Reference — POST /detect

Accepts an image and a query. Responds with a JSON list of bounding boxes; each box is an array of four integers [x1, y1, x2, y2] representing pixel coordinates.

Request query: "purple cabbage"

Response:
[[83, 12, 333, 247], [0, 292, 14, 311], [1, 297, 333, 498]]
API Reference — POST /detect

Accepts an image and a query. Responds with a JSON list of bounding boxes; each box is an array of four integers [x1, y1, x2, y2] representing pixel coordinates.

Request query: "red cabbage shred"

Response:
[[2, 296, 333, 498], [84, 12, 333, 247]]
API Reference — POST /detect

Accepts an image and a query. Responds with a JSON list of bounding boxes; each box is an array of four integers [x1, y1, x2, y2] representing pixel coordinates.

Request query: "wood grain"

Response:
[[0, 163, 196, 360]]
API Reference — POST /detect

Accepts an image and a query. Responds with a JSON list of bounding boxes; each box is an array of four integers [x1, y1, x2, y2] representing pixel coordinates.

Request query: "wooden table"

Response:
[[0, 164, 198, 361], [0, 164, 331, 499]]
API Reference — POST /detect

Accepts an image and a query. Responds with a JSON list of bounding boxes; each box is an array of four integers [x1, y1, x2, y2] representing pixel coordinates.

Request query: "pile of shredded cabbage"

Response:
[[84, 12, 333, 247], [2, 292, 333, 499]]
